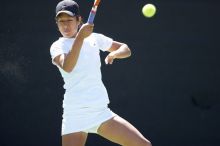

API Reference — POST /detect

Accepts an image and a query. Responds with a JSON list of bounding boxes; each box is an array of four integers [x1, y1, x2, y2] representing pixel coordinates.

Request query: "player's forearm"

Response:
[[112, 44, 131, 59], [62, 34, 84, 73]]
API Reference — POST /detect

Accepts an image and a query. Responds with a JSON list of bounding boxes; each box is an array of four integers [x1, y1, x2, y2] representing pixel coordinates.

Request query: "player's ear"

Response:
[[77, 16, 82, 24], [77, 16, 83, 31]]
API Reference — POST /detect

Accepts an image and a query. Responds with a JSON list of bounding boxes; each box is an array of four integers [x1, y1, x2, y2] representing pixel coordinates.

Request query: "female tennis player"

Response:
[[50, 0, 152, 146]]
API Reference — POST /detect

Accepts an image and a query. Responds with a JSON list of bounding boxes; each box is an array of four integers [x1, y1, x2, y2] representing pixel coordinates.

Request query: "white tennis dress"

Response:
[[50, 33, 116, 135]]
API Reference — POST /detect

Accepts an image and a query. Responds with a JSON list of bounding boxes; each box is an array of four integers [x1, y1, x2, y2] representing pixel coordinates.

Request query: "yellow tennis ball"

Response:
[[142, 4, 156, 18]]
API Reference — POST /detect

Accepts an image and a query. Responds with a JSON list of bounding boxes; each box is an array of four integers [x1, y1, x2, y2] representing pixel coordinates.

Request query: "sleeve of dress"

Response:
[[50, 41, 66, 65], [94, 33, 113, 52]]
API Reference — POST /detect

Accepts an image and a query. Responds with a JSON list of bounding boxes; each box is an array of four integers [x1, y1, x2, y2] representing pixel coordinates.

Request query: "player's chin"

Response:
[[63, 33, 74, 38]]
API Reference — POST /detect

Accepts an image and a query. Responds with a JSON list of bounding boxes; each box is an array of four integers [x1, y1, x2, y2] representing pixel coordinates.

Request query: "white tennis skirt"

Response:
[[62, 105, 116, 135]]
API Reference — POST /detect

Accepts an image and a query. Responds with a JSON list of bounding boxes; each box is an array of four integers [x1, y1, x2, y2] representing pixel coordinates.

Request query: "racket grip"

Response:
[[87, 11, 96, 24]]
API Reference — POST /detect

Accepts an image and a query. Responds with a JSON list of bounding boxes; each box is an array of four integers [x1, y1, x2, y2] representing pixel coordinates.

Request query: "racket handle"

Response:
[[87, 0, 100, 24], [87, 10, 96, 24]]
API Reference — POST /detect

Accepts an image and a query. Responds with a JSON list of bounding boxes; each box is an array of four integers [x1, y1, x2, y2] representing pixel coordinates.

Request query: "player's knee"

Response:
[[145, 140, 152, 146], [137, 138, 152, 146], [129, 138, 152, 146]]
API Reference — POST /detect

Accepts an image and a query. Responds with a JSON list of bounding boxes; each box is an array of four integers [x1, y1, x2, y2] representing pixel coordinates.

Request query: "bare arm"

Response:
[[53, 23, 94, 73], [105, 41, 131, 64]]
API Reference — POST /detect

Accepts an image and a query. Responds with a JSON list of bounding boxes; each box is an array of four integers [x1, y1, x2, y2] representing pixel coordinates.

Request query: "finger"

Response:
[[109, 59, 113, 64], [107, 57, 113, 64], [105, 57, 108, 64]]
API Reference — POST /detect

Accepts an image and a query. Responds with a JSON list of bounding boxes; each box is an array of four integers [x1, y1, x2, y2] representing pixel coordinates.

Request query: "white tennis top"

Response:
[[50, 33, 113, 109]]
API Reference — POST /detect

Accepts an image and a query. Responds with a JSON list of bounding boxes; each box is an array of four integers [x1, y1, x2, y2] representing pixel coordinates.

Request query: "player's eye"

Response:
[[57, 20, 74, 25]]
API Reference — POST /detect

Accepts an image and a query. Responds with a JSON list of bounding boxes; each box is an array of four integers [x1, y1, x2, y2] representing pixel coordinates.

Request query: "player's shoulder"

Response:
[[52, 37, 66, 45], [50, 37, 67, 49], [49, 39, 62, 53], [51, 38, 60, 46], [89, 32, 109, 40]]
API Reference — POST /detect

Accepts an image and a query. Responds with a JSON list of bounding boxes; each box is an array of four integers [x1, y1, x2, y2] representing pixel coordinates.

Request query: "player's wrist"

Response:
[[110, 51, 117, 59], [76, 32, 85, 40]]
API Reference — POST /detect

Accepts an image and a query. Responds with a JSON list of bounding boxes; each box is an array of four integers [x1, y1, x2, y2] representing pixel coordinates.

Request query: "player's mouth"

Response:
[[63, 30, 71, 34]]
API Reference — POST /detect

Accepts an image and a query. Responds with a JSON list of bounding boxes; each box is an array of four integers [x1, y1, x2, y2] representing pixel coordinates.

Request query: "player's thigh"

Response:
[[97, 115, 151, 146], [62, 132, 88, 146]]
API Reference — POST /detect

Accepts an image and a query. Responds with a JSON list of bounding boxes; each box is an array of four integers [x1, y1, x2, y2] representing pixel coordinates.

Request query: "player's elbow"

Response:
[[64, 68, 73, 73], [62, 65, 74, 73], [128, 48, 131, 57], [125, 44, 132, 57]]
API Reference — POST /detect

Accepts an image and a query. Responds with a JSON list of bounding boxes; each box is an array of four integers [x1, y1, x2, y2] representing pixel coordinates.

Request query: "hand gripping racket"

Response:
[[87, 0, 101, 24]]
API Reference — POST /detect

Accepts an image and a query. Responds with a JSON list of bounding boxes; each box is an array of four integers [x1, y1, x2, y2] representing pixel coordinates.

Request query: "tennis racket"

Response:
[[87, 0, 101, 24]]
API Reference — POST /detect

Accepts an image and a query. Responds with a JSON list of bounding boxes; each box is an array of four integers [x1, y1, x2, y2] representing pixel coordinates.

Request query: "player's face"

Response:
[[56, 13, 80, 38]]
